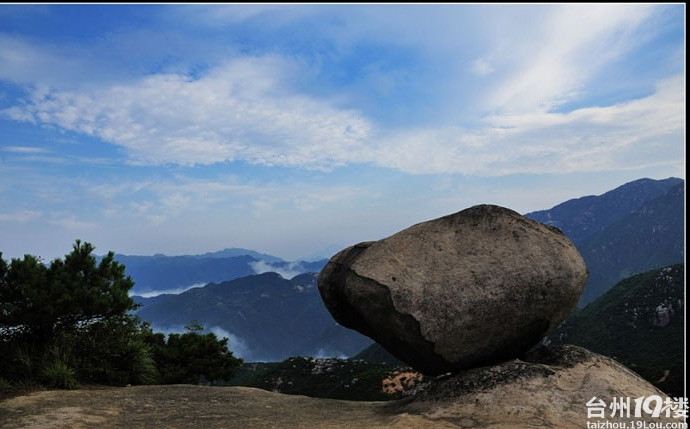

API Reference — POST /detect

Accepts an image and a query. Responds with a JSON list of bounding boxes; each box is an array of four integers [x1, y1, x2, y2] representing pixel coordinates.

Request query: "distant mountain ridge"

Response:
[[110, 250, 327, 295], [191, 248, 285, 263], [576, 182, 684, 304], [116, 254, 256, 294], [134, 272, 371, 361], [526, 177, 682, 246], [526, 177, 684, 305]]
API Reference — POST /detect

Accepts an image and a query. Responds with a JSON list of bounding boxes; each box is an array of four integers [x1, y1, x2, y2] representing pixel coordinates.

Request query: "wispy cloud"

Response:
[[2, 56, 372, 170], [134, 282, 207, 298], [485, 4, 654, 113], [87, 174, 378, 223], [0, 33, 123, 88], [208, 326, 252, 360], [3, 67, 681, 177], [167, 4, 309, 26], [0, 5, 682, 180], [48, 214, 99, 230], [249, 260, 303, 279], [1, 146, 49, 154], [0, 210, 41, 223], [368, 73, 684, 175]]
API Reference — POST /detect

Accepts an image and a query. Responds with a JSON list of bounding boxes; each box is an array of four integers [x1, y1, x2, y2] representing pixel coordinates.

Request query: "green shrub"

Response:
[[127, 338, 159, 385], [145, 321, 242, 385], [41, 360, 78, 389], [74, 316, 159, 386]]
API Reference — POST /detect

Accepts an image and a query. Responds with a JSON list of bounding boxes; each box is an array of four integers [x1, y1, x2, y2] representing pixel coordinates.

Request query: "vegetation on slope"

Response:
[[549, 263, 684, 396], [228, 357, 423, 401]]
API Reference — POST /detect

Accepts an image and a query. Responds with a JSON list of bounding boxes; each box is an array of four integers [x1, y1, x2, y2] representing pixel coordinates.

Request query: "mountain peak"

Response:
[[526, 177, 684, 246], [192, 248, 285, 263], [603, 177, 683, 198]]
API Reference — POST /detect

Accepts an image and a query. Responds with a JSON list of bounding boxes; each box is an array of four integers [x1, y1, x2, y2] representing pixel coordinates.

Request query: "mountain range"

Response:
[[526, 177, 683, 305], [112, 251, 327, 295], [188, 247, 285, 263], [134, 272, 371, 361], [130, 176, 683, 363]]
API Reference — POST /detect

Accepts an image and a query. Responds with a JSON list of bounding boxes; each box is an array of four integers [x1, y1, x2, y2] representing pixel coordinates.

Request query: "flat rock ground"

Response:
[[2, 347, 683, 429], [0, 385, 455, 429]]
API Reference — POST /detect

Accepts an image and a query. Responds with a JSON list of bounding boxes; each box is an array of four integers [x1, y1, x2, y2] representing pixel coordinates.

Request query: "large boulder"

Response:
[[318, 205, 588, 375]]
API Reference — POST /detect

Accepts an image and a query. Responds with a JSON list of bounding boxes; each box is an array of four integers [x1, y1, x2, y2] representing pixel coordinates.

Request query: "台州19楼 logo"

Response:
[[586, 395, 688, 428]]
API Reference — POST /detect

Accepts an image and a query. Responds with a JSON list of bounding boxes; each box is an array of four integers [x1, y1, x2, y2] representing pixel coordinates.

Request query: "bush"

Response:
[[145, 321, 242, 385], [41, 360, 78, 390], [74, 316, 159, 386]]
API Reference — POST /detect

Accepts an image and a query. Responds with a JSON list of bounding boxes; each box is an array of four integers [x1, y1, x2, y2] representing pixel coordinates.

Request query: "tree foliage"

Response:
[[0, 241, 242, 389], [143, 321, 242, 385], [0, 240, 135, 344]]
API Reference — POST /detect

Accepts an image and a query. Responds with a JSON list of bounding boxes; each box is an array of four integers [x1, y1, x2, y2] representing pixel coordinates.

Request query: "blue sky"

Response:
[[0, 4, 685, 261]]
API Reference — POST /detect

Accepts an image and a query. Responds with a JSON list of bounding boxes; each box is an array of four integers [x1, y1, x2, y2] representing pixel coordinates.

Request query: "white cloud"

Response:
[[84, 173, 378, 221], [0, 33, 128, 88], [0, 210, 42, 223], [292, 186, 377, 212], [47, 214, 99, 231], [373, 75, 684, 176], [250, 260, 305, 279], [1, 146, 49, 154], [486, 75, 685, 134], [3, 68, 682, 177], [134, 282, 207, 298], [313, 348, 348, 359], [486, 4, 653, 113], [168, 4, 308, 26], [208, 326, 251, 360], [0, 6, 682, 178], [2, 56, 372, 170]]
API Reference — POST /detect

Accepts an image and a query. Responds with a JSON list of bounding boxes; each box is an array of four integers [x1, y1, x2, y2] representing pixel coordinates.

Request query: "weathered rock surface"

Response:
[[1, 346, 681, 429], [318, 205, 588, 374], [0, 384, 439, 429], [399, 345, 684, 428]]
